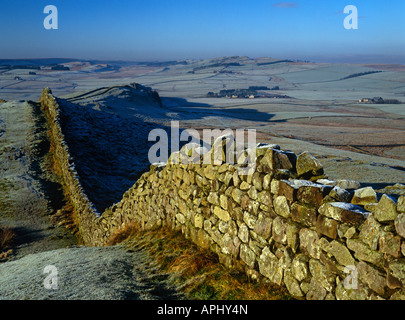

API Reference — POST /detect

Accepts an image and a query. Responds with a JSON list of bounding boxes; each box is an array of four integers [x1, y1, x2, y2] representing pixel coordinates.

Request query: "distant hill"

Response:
[[0, 58, 143, 67], [0, 58, 76, 66]]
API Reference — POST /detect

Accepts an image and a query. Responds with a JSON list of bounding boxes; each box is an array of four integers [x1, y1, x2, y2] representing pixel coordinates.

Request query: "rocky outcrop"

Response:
[[40, 88, 405, 300]]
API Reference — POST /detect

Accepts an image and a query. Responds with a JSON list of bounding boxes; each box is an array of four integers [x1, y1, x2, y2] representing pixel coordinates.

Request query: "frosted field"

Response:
[[280, 64, 375, 83], [0, 57, 404, 178], [365, 104, 405, 116]]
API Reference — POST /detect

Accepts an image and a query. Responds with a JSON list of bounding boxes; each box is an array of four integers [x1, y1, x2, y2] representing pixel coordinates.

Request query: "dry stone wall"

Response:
[[40, 88, 405, 300], [40, 88, 105, 245]]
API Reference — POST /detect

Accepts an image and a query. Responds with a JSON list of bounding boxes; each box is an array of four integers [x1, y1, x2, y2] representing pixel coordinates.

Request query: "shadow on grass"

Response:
[[161, 97, 279, 123]]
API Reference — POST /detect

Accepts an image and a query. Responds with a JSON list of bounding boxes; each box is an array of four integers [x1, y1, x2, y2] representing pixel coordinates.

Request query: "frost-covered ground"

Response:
[[1, 56, 404, 203], [0, 57, 404, 300], [0, 100, 77, 260], [0, 246, 182, 300]]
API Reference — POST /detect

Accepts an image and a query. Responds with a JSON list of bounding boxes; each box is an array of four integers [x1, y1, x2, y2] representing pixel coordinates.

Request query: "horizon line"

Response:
[[0, 55, 404, 66]]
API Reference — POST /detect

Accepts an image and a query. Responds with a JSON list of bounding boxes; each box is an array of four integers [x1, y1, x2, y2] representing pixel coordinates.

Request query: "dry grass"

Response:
[[106, 223, 140, 246], [51, 202, 81, 237], [0, 226, 15, 252], [109, 224, 292, 300]]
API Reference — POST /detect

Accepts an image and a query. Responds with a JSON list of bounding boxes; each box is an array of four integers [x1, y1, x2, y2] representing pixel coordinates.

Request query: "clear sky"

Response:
[[0, 0, 404, 63]]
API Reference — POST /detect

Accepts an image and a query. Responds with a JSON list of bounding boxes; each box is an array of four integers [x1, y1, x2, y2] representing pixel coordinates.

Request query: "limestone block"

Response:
[[364, 203, 377, 212], [257, 190, 272, 207], [272, 216, 288, 244], [262, 174, 272, 190], [218, 163, 230, 173], [398, 196, 405, 213], [278, 180, 297, 201], [274, 196, 291, 218], [243, 211, 257, 229], [175, 213, 186, 224], [213, 206, 230, 222], [296, 151, 324, 178], [240, 243, 256, 268], [239, 181, 250, 191], [375, 194, 398, 223], [292, 254, 310, 282], [207, 192, 220, 206], [247, 186, 258, 200], [249, 239, 262, 256], [329, 186, 352, 203], [284, 270, 304, 298], [335, 281, 369, 300], [258, 247, 283, 285], [379, 232, 402, 258], [347, 239, 384, 268], [297, 185, 327, 207], [351, 187, 377, 206], [359, 214, 382, 250], [388, 258, 405, 287], [218, 220, 229, 234], [252, 172, 263, 191], [221, 232, 239, 257], [222, 172, 234, 186], [259, 148, 279, 171], [194, 213, 204, 229], [238, 223, 249, 243], [357, 261, 387, 296], [291, 202, 317, 227], [326, 240, 355, 267], [270, 179, 280, 195], [336, 180, 361, 190], [343, 226, 357, 239], [276, 151, 295, 171], [203, 165, 217, 180], [253, 213, 273, 240], [309, 259, 334, 292], [316, 215, 338, 239], [219, 194, 229, 211], [286, 222, 300, 253], [231, 188, 244, 204], [316, 179, 337, 187], [299, 228, 321, 259], [319, 202, 368, 226], [232, 170, 240, 188], [395, 213, 405, 238]]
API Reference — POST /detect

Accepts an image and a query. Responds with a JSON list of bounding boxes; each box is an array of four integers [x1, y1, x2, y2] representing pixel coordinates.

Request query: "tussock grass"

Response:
[[108, 224, 292, 300], [106, 223, 140, 246], [0, 226, 15, 252]]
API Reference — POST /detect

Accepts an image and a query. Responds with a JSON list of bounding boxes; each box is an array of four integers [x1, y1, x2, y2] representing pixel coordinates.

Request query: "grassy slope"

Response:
[[108, 224, 293, 300]]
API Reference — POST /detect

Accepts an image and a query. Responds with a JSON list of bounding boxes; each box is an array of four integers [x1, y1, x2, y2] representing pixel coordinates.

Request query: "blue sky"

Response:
[[0, 0, 404, 63]]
